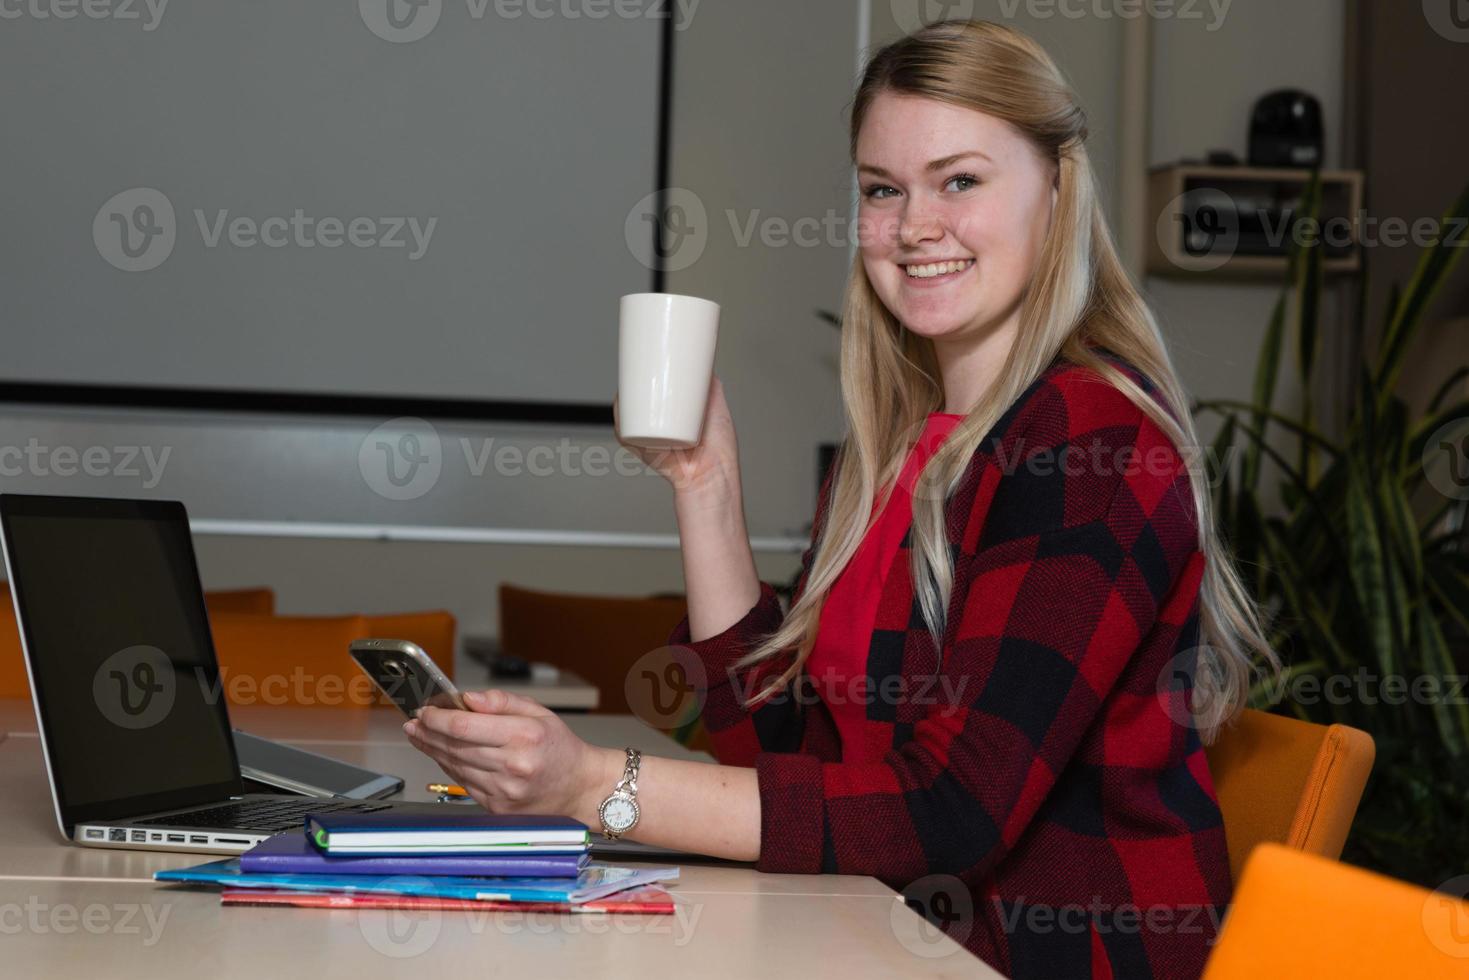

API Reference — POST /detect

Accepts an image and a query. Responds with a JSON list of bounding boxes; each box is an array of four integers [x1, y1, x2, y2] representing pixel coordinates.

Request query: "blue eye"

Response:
[[863, 184, 899, 200], [945, 174, 980, 192]]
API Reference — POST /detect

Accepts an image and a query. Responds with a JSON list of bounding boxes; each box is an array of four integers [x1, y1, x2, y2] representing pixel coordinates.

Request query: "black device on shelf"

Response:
[[1248, 89, 1324, 168]]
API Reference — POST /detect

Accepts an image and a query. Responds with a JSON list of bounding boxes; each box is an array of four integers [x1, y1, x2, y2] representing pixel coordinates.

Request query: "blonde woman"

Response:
[[405, 20, 1278, 978]]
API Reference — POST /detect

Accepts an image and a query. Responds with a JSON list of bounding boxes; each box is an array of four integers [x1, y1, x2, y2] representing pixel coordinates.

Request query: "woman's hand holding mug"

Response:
[[615, 374, 741, 502]]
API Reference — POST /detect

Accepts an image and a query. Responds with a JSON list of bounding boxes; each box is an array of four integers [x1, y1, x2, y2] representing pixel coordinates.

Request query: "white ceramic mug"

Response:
[[617, 292, 720, 449]]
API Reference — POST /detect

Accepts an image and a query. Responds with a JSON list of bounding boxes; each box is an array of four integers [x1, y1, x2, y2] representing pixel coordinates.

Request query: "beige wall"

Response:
[[193, 0, 860, 640]]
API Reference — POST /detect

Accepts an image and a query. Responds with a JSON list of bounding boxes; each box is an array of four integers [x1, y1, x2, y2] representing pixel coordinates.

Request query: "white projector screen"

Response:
[[0, 0, 665, 409]]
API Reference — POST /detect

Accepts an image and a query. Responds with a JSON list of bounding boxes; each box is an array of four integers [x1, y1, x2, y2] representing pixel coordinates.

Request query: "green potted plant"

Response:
[[1197, 176, 1469, 887]]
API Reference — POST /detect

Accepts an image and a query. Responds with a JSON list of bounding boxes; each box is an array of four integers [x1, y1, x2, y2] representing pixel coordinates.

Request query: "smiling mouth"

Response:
[[903, 259, 974, 280]]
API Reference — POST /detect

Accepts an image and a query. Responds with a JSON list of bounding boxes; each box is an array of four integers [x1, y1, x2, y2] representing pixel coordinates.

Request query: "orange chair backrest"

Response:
[[363, 610, 457, 680], [498, 584, 688, 715], [0, 599, 27, 699], [203, 588, 276, 616], [0, 586, 283, 699], [1202, 843, 1469, 978], [1204, 707, 1375, 883], [208, 612, 378, 710]]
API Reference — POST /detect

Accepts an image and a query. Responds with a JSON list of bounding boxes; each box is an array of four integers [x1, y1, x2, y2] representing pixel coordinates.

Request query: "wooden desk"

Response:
[[454, 641, 602, 711], [459, 668, 601, 712], [0, 700, 998, 977]]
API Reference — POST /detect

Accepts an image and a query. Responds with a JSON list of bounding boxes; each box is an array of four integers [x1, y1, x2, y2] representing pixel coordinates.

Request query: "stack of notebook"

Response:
[[153, 807, 678, 913]]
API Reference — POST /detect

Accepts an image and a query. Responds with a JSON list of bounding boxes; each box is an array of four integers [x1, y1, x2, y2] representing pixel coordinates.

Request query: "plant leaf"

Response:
[[1425, 556, 1469, 639], [1296, 174, 1324, 483], [1430, 366, 1469, 413], [1374, 180, 1469, 399], [1195, 399, 1342, 457], [1345, 462, 1395, 676], [1417, 605, 1469, 759], [1406, 399, 1469, 478], [1383, 473, 1425, 593], [1245, 290, 1288, 491]]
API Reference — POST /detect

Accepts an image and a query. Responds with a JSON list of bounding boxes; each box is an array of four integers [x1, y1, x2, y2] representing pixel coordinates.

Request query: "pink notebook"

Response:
[[220, 884, 676, 914]]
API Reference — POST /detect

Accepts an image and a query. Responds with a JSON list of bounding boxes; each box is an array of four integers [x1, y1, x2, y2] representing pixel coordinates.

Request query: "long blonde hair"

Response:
[[738, 20, 1278, 743]]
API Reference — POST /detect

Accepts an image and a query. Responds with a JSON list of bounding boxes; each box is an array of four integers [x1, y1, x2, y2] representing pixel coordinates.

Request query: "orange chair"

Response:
[[364, 610, 457, 680], [498, 584, 688, 715], [203, 588, 276, 616], [0, 589, 278, 698], [1205, 707, 1375, 883], [0, 600, 26, 699], [1203, 843, 1469, 978], [208, 612, 380, 710]]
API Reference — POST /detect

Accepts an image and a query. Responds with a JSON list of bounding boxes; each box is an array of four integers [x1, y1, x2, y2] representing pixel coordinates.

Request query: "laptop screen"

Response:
[[1, 495, 242, 829]]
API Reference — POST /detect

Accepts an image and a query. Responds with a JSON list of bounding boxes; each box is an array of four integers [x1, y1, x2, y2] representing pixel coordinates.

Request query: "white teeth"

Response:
[[905, 259, 972, 279]]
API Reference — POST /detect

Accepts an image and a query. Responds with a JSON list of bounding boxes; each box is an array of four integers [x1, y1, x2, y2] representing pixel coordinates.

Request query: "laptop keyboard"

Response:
[[134, 798, 392, 834]]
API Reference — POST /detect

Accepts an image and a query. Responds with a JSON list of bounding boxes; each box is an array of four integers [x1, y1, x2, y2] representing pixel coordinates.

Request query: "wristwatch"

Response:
[[597, 747, 641, 840]]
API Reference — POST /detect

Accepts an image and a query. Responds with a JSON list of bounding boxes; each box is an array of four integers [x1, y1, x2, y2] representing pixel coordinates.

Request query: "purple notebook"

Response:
[[241, 833, 590, 878]]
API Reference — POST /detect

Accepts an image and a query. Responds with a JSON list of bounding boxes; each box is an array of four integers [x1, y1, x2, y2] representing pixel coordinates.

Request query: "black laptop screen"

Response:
[[1, 496, 241, 827]]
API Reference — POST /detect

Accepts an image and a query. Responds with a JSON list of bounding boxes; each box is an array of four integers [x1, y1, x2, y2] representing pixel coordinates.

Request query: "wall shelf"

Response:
[[1146, 164, 1365, 280]]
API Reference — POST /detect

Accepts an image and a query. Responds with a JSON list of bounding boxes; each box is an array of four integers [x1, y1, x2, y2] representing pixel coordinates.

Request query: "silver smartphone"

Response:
[[349, 638, 467, 716]]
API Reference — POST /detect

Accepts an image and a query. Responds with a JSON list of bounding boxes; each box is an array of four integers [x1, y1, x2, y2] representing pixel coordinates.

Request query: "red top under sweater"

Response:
[[806, 412, 964, 763]]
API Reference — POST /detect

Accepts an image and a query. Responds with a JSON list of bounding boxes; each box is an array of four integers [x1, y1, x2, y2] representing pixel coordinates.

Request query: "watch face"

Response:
[[600, 794, 638, 833]]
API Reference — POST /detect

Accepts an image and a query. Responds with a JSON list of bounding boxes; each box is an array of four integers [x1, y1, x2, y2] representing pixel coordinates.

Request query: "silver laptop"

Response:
[[0, 493, 418, 855]]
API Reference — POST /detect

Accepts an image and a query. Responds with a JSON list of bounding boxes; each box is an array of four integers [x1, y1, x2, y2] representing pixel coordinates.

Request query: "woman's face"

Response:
[[856, 92, 1057, 346]]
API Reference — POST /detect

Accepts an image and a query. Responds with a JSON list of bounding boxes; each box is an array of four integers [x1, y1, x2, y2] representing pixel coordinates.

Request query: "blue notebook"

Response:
[[243, 833, 589, 877], [307, 810, 590, 855], [155, 860, 678, 905]]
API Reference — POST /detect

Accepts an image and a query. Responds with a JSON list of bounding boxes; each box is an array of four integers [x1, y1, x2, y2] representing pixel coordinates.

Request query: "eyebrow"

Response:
[[857, 150, 993, 179]]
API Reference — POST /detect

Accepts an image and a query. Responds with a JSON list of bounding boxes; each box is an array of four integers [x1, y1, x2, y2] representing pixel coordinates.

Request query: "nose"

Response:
[[898, 201, 944, 249]]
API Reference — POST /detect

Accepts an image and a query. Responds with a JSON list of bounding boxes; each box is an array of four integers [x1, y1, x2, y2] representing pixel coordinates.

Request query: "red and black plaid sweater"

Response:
[[670, 359, 1232, 979]]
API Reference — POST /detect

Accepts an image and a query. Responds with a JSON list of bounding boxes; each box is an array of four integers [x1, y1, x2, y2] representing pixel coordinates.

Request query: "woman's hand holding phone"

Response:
[[403, 689, 613, 823]]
